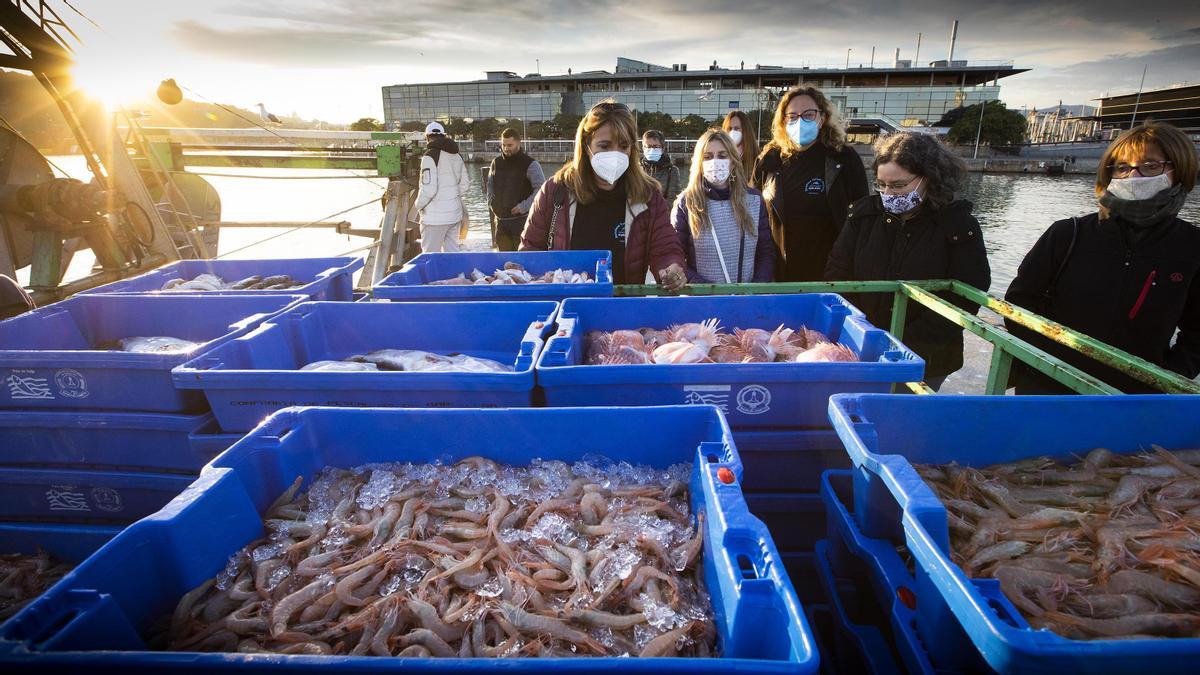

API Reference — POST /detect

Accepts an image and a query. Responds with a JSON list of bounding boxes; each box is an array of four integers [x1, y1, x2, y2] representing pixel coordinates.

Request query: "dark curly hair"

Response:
[[872, 132, 966, 209]]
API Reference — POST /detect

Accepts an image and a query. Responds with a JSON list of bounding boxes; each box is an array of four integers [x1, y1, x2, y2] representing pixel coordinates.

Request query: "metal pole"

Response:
[[972, 99, 986, 159], [1130, 64, 1147, 129], [915, 32, 922, 65], [846, 48, 851, 69]]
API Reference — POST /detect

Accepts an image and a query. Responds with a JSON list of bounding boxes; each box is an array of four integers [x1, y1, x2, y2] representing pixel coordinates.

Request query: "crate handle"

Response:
[[4, 588, 143, 652], [229, 312, 275, 331]]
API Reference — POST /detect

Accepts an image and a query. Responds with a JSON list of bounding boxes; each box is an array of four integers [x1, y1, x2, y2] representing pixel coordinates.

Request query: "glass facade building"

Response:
[[383, 58, 1024, 133]]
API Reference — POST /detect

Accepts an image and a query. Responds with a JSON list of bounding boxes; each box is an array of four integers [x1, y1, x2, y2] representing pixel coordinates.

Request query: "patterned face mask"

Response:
[[881, 178, 923, 214]]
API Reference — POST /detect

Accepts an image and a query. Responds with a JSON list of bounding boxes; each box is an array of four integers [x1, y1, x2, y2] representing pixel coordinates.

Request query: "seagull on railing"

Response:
[[256, 103, 282, 125]]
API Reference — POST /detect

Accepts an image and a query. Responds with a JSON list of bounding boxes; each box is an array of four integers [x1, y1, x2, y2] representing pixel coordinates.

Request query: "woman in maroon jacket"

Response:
[[520, 100, 686, 289]]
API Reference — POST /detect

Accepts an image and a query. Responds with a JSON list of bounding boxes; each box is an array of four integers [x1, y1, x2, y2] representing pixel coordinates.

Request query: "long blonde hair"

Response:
[[765, 86, 847, 158], [554, 100, 658, 205], [682, 128, 755, 238], [722, 110, 760, 180]]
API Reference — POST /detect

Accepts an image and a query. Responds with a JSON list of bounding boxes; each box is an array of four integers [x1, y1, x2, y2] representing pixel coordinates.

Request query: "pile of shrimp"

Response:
[[158, 456, 716, 658], [917, 446, 1200, 639], [584, 320, 857, 365], [0, 550, 74, 622]]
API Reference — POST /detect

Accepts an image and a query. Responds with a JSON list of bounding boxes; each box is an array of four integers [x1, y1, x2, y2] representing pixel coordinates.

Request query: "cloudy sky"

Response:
[[39, 1, 1200, 122]]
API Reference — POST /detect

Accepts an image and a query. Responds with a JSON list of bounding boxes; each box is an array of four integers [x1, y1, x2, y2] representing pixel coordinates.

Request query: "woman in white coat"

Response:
[[413, 122, 471, 252]]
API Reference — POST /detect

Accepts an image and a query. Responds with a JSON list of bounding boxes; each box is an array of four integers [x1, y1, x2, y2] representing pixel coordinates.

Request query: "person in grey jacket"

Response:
[[673, 129, 776, 283], [485, 128, 545, 251], [641, 129, 681, 204], [413, 121, 470, 252]]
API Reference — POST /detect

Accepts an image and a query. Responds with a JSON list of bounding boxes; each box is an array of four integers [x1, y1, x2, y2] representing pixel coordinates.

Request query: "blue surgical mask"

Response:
[[643, 147, 663, 162], [881, 179, 923, 215], [786, 118, 819, 146]]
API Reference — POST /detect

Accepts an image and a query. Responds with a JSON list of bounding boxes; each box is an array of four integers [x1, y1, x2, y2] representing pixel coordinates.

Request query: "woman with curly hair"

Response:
[[753, 86, 868, 281], [825, 131, 991, 389]]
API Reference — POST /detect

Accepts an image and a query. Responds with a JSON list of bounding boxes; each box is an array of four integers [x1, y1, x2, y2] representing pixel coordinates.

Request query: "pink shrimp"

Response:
[[733, 327, 775, 362], [795, 342, 858, 363]]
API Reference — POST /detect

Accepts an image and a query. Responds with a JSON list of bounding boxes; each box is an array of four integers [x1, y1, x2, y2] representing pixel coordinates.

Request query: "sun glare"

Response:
[[69, 50, 157, 110]]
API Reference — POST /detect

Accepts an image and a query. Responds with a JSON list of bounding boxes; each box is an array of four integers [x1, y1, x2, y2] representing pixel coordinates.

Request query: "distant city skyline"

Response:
[[38, 1, 1200, 123]]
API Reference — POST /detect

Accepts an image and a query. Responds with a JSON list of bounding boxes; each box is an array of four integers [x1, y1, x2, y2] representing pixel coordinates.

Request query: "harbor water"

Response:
[[38, 156, 1200, 393]]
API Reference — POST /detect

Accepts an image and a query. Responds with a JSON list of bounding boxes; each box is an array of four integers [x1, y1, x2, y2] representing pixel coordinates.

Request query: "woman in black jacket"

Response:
[[1005, 121, 1200, 393], [826, 132, 991, 389], [753, 86, 868, 281]]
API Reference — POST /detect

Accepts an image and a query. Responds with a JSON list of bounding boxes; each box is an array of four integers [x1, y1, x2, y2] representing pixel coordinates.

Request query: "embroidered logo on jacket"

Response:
[[804, 178, 826, 195]]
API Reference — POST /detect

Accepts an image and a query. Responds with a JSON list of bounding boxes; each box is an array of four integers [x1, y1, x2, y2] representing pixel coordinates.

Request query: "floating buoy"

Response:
[[157, 79, 182, 105]]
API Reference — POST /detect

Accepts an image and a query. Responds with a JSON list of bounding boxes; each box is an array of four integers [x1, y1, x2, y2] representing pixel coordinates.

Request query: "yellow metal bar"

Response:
[[951, 281, 1200, 395], [900, 282, 1120, 394]]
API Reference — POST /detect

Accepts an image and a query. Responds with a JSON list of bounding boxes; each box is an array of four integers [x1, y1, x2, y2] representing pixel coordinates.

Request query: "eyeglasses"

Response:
[[784, 109, 821, 123], [1107, 160, 1172, 178], [591, 101, 629, 113], [874, 176, 920, 192]]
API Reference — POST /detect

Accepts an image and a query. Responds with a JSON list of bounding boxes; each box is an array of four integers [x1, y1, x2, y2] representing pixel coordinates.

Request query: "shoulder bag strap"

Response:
[[546, 185, 568, 250], [1040, 216, 1078, 311]]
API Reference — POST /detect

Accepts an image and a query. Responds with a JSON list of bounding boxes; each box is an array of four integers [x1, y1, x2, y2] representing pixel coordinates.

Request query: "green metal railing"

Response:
[[614, 280, 1200, 396]]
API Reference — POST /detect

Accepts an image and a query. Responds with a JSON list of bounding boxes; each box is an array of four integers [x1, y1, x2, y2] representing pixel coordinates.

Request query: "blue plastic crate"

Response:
[[828, 394, 1200, 674], [0, 410, 226, 474], [536, 295, 924, 428], [820, 471, 949, 675], [747, 493, 826, 552], [78, 257, 364, 301], [812, 541, 904, 675], [373, 250, 613, 302], [782, 552, 820, 607], [173, 301, 558, 432], [0, 523, 122, 629], [734, 429, 851, 492], [0, 294, 305, 413], [0, 405, 817, 673], [0, 467, 195, 524]]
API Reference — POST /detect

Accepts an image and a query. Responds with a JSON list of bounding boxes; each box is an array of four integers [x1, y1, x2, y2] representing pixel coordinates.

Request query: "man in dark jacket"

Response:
[[640, 130, 681, 204], [485, 128, 545, 251]]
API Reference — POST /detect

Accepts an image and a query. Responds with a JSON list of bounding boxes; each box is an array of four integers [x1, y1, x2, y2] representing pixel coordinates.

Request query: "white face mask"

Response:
[[727, 129, 743, 146], [643, 147, 663, 162], [1107, 172, 1172, 201], [702, 158, 731, 185], [590, 150, 630, 184]]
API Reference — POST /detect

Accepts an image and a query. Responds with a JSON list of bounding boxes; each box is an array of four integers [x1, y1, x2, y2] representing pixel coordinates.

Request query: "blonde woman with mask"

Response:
[[672, 129, 776, 283], [521, 100, 686, 289]]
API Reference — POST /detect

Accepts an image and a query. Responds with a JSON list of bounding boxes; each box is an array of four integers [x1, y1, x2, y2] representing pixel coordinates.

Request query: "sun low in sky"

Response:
[[54, 1, 1200, 123]]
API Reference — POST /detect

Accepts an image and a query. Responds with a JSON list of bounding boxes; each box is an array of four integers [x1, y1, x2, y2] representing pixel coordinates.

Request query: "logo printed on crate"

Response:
[[736, 384, 772, 415], [91, 487, 124, 512], [5, 370, 53, 400], [54, 368, 89, 399], [45, 486, 90, 512], [683, 384, 730, 413]]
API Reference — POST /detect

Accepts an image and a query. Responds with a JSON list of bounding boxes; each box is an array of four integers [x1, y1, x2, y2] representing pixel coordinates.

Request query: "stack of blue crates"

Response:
[[818, 394, 1200, 674], [173, 300, 559, 432], [533, 293, 925, 607], [0, 293, 300, 537], [0, 405, 820, 673]]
